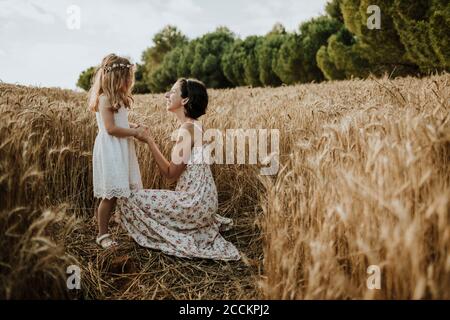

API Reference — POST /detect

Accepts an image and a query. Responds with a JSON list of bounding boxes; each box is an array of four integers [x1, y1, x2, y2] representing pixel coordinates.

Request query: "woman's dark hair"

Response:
[[178, 78, 208, 120]]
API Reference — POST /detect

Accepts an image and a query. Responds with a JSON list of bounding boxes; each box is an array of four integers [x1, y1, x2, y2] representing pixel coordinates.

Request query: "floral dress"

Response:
[[116, 127, 241, 261]]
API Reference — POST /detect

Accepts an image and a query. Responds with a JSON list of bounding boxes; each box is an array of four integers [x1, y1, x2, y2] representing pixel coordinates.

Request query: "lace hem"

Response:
[[94, 184, 141, 200]]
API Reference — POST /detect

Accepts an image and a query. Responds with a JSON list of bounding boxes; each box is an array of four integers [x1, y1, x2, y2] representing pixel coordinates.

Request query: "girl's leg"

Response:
[[97, 197, 117, 236]]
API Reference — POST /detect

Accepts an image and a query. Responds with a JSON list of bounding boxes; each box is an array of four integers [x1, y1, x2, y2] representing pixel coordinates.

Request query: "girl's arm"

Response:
[[130, 122, 150, 130], [99, 95, 140, 138], [144, 123, 195, 183]]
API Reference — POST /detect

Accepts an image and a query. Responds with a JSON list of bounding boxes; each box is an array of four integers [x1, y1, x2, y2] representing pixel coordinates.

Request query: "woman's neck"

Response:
[[174, 109, 194, 125]]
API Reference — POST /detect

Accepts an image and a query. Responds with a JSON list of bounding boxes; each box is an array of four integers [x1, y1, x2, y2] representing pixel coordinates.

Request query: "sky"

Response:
[[0, 0, 328, 90]]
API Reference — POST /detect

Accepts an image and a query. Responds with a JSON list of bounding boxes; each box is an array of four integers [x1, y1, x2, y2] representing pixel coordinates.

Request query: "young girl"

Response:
[[89, 53, 144, 249]]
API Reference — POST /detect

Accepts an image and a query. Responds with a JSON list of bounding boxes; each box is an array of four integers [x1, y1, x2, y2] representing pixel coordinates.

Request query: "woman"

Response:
[[117, 78, 241, 261]]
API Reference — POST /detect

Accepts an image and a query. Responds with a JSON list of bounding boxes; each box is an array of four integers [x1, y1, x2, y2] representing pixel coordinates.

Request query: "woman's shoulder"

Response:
[[181, 120, 203, 132], [176, 122, 204, 149], [180, 121, 204, 139], [179, 121, 193, 130]]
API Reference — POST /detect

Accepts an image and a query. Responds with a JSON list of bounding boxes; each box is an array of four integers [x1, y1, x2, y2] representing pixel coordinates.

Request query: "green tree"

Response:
[[222, 36, 263, 87], [222, 39, 247, 86], [316, 1, 373, 80], [151, 46, 186, 93], [273, 16, 341, 84], [150, 27, 237, 92], [391, 0, 450, 72], [317, 45, 346, 80], [142, 25, 188, 92], [77, 1, 450, 90], [300, 16, 342, 82], [340, 0, 417, 76], [267, 22, 287, 36], [326, 0, 344, 22], [429, 1, 450, 69], [273, 33, 305, 84], [317, 27, 371, 80], [76, 66, 95, 91], [243, 36, 264, 87], [257, 24, 287, 86], [176, 40, 196, 79], [133, 63, 150, 94], [190, 27, 236, 89]]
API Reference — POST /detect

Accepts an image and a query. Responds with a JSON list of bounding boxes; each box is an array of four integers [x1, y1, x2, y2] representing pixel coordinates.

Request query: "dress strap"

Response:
[[186, 120, 203, 133]]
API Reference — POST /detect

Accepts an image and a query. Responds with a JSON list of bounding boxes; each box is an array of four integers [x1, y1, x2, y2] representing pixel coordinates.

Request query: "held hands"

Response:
[[130, 123, 149, 130], [129, 122, 149, 142], [134, 126, 151, 143]]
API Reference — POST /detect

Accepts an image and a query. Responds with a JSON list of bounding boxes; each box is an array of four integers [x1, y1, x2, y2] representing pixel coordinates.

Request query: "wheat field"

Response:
[[0, 73, 449, 299]]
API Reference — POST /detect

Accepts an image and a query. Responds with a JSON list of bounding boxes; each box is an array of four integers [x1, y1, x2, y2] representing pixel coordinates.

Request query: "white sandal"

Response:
[[96, 233, 118, 249]]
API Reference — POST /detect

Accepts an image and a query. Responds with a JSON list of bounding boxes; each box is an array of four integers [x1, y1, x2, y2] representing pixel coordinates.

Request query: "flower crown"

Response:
[[104, 63, 133, 72]]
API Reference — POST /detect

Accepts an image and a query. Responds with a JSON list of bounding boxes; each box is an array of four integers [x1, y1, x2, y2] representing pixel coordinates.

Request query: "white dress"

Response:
[[117, 122, 241, 261], [93, 106, 142, 199]]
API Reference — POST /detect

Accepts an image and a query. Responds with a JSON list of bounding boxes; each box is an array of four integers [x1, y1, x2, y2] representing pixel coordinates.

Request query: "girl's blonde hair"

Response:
[[88, 53, 135, 112]]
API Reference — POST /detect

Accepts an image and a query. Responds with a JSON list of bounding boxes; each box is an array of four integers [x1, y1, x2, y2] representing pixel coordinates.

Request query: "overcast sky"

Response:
[[0, 0, 328, 90]]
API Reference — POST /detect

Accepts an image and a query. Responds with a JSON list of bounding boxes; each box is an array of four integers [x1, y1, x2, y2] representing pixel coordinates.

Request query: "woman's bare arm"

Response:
[[144, 123, 195, 183]]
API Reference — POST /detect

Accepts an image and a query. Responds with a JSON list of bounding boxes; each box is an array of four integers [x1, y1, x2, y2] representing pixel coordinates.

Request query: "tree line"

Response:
[[77, 0, 449, 93]]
